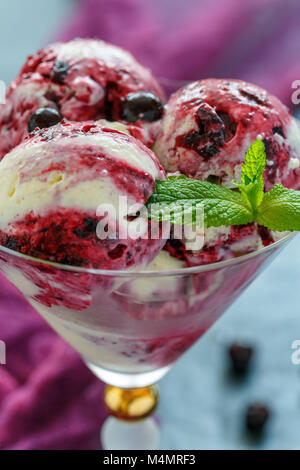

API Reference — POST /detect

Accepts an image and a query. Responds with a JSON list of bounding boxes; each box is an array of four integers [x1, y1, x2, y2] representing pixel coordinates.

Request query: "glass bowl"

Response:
[[0, 233, 294, 389]]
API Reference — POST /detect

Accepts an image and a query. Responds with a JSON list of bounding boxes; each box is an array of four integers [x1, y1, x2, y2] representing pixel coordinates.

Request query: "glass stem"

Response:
[[101, 385, 160, 450]]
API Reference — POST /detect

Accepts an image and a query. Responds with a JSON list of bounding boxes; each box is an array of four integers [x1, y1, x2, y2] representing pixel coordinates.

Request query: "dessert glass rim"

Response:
[[0, 232, 296, 278]]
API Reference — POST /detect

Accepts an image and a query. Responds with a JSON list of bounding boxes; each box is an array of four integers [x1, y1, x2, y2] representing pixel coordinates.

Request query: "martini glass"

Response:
[[0, 233, 295, 449]]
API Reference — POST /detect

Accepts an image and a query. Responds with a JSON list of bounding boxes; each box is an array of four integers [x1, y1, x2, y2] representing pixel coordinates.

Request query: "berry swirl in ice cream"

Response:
[[154, 79, 300, 191], [165, 223, 275, 267], [0, 39, 165, 159], [0, 121, 166, 269]]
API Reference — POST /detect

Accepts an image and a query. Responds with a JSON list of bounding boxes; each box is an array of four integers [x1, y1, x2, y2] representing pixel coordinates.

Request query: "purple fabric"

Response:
[[58, 0, 300, 107], [0, 276, 106, 450], [1, 0, 300, 450]]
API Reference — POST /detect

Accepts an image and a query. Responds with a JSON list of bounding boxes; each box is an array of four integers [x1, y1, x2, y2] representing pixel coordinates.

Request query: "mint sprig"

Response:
[[148, 176, 254, 227], [233, 139, 266, 215], [147, 139, 300, 232]]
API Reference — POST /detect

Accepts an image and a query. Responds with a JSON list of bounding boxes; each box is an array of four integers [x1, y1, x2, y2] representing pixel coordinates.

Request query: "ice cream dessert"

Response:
[[0, 121, 166, 270], [0, 114, 266, 373], [0, 39, 165, 159], [153, 79, 300, 266], [154, 79, 300, 190], [0, 40, 299, 384]]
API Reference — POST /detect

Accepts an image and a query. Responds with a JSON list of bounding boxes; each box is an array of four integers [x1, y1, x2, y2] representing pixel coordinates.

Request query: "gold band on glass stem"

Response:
[[104, 384, 159, 421]]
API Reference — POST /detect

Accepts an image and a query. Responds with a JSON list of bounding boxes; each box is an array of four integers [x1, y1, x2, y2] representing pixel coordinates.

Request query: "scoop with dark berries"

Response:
[[0, 38, 165, 159]]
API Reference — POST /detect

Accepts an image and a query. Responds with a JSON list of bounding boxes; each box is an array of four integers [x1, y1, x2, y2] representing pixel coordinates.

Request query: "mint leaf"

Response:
[[241, 139, 266, 186], [147, 176, 254, 227], [234, 139, 266, 214], [257, 184, 300, 231], [148, 200, 204, 226], [146, 140, 300, 233]]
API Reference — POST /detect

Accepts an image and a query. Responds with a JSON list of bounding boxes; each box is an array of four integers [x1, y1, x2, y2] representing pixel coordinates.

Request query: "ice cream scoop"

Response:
[[154, 79, 300, 266], [154, 79, 300, 191], [0, 39, 165, 159], [0, 121, 166, 269]]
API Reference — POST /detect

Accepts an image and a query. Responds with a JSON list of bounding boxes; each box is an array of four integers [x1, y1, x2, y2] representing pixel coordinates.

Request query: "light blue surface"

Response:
[[160, 234, 300, 449], [1, 0, 300, 450], [0, 0, 73, 85]]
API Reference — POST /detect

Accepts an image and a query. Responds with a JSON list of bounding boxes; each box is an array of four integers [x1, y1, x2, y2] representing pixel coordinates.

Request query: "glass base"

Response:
[[101, 416, 160, 450], [86, 361, 172, 388]]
